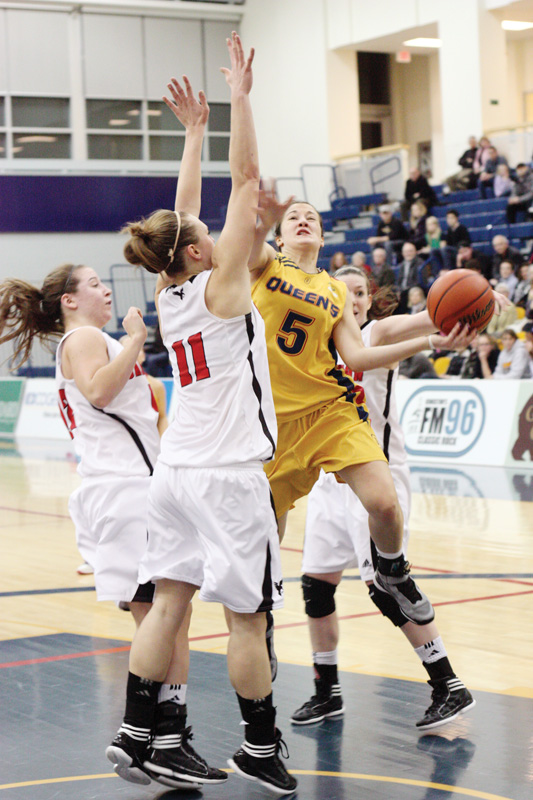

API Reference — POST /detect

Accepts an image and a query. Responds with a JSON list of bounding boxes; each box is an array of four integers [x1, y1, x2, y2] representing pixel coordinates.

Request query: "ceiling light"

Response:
[[147, 109, 162, 117], [16, 135, 57, 143], [127, 109, 140, 116], [501, 20, 533, 31], [403, 37, 441, 48], [109, 119, 130, 126]]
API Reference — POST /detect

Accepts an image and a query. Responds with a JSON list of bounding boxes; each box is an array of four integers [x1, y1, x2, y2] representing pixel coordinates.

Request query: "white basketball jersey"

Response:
[[56, 328, 160, 478], [343, 320, 407, 466], [158, 271, 277, 468]]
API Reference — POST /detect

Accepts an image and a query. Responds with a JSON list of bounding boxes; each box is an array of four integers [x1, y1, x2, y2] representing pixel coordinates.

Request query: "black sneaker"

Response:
[[374, 561, 435, 624], [266, 610, 278, 682], [106, 730, 151, 786], [416, 677, 476, 730], [145, 726, 227, 785], [228, 729, 297, 796], [291, 681, 344, 725]]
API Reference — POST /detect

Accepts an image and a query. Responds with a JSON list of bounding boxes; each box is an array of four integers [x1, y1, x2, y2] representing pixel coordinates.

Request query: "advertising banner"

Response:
[[396, 379, 528, 467], [0, 378, 25, 438], [16, 379, 70, 440]]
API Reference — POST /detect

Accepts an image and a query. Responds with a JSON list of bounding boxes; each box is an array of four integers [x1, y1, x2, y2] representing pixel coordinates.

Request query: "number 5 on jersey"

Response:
[[172, 332, 211, 387], [277, 310, 315, 356]]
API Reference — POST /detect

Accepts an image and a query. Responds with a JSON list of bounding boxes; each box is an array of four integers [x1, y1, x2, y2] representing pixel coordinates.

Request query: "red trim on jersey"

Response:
[[58, 389, 76, 438]]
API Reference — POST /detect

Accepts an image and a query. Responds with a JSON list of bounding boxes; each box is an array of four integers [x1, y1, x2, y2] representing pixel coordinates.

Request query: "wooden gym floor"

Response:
[[1, 438, 532, 800]]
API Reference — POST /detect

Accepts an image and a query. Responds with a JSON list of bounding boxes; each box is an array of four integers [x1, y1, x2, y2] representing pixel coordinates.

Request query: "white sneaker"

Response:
[[76, 562, 94, 575]]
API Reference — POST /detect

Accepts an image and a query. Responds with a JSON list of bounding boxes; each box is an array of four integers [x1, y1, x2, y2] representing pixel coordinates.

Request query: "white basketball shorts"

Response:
[[139, 461, 284, 614], [68, 474, 151, 602], [301, 463, 411, 582]]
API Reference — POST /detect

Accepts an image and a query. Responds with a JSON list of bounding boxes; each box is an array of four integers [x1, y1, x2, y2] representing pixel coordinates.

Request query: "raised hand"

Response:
[[122, 306, 147, 344], [163, 75, 209, 130], [256, 182, 295, 232], [220, 31, 254, 95]]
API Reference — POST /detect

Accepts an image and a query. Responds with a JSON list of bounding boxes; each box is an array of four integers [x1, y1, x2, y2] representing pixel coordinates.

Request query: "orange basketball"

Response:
[[426, 269, 495, 335]]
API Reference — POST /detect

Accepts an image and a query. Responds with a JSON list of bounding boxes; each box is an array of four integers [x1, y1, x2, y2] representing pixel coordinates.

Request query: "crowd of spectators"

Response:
[[324, 135, 533, 381]]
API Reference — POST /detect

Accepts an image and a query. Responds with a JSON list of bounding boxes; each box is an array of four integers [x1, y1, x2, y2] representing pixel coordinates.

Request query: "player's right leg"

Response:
[[338, 461, 434, 625], [291, 573, 345, 725], [225, 609, 297, 795], [108, 579, 226, 787]]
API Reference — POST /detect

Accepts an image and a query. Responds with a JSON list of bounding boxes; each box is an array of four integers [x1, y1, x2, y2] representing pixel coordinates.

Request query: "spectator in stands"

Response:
[[463, 332, 499, 379], [350, 250, 372, 275], [485, 284, 518, 337], [513, 263, 533, 307], [407, 200, 428, 251], [397, 241, 425, 313], [456, 242, 492, 280], [494, 260, 519, 297], [506, 163, 533, 224], [493, 163, 514, 198], [367, 204, 407, 263], [521, 322, 533, 378], [398, 353, 438, 379], [478, 146, 508, 199], [401, 167, 438, 220], [491, 234, 522, 279], [419, 215, 444, 272], [444, 136, 478, 193], [407, 285, 427, 314], [525, 285, 533, 320], [490, 328, 529, 379], [472, 136, 492, 181], [370, 246, 396, 288], [440, 209, 471, 269], [329, 251, 347, 273]]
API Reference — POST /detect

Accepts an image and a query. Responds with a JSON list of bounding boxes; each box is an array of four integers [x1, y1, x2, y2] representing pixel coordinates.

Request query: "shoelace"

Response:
[[390, 559, 412, 577], [396, 577, 423, 602], [275, 731, 290, 760]]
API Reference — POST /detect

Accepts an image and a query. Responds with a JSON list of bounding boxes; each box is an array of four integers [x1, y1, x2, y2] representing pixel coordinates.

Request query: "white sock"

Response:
[[376, 547, 404, 560], [158, 683, 187, 705], [312, 649, 338, 666], [414, 637, 447, 664]]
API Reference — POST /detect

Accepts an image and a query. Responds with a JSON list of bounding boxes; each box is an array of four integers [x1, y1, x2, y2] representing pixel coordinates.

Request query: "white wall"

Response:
[[0, 233, 126, 286], [241, 0, 330, 180], [390, 55, 432, 169]]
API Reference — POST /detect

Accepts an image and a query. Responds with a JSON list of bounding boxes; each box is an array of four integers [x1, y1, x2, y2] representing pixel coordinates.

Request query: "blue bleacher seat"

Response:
[[344, 227, 376, 242]]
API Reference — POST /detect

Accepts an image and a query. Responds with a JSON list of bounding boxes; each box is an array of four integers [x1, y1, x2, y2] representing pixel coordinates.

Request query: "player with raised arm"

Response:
[[106, 34, 297, 795]]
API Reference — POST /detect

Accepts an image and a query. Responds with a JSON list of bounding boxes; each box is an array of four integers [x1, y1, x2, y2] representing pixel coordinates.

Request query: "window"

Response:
[[12, 97, 69, 128], [9, 96, 71, 159], [87, 100, 142, 130], [88, 134, 143, 160], [13, 134, 71, 159]]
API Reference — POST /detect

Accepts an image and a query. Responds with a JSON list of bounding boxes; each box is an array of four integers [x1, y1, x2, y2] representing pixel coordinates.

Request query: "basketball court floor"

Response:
[[1, 438, 532, 800]]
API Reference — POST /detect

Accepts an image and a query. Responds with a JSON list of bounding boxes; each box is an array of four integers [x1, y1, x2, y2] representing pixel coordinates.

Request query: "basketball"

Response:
[[426, 269, 495, 335]]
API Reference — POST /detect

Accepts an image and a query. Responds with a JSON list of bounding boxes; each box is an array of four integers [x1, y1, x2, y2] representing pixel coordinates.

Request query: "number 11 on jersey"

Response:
[[172, 331, 211, 387]]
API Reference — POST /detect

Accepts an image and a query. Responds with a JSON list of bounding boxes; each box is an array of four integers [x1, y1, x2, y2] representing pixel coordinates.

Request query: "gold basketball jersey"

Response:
[[252, 255, 359, 421]]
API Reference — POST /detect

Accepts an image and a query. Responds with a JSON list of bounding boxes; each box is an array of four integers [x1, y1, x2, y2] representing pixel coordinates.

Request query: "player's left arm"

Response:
[[372, 287, 511, 346], [164, 75, 209, 216], [334, 296, 475, 372]]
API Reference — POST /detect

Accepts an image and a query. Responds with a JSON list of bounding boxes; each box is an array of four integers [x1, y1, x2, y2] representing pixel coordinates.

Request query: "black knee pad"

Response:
[[302, 575, 337, 619], [368, 583, 409, 627]]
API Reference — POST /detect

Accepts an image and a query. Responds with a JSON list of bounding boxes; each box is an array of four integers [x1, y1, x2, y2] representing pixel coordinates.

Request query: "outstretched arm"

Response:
[[334, 295, 475, 373], [370, 287, 512, 346], [207, 32, 259, 316], [164, 75, 209, 216]]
